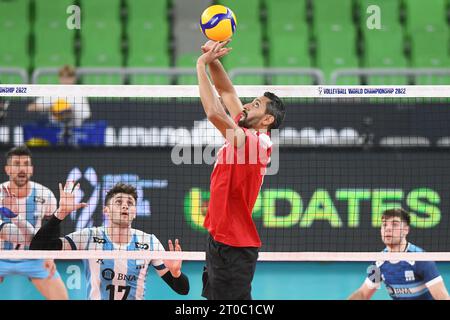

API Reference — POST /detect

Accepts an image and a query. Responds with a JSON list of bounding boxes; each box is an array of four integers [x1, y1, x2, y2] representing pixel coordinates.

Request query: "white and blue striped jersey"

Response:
[[0, 181, 56, 251], [64, 226, 166, 300], [366, 243, 442, 300]]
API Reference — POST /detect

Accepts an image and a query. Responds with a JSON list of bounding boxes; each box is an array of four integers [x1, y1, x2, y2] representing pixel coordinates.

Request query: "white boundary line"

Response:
[[4, 251, 450, 261], [1, 85, 450, 98]]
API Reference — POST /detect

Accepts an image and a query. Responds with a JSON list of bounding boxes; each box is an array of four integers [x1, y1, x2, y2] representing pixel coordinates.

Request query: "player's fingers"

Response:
[[73, 183, 81, 193], [76, 202, 88, 210], [219, 39, 231, 48], [212, 41, 221, 52], [59, 183, 63, 194], [168, 239, 174, 251], [4, 185, 11, 197], [48, 265, 55, 279], [216, 48, 231, 59], [222, 48, 232, 56], [64, 181, 74, 193], [175, 239, 181, 251]]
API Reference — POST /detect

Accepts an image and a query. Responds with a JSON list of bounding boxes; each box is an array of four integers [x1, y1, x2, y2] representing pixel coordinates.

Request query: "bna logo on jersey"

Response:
[[102, 268, 115, 281]]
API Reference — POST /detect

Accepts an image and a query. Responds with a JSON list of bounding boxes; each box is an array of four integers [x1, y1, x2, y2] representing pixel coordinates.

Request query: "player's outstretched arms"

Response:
[[157, 239, 190, 295], [201, 40, 243, 119], [348, 281, 377, 300], [30, 181, 87, 250], [197, 42, 246, 148]]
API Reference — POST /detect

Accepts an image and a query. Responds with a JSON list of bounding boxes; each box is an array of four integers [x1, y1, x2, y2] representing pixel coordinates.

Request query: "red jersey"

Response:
[[204, 115, 272, 247]]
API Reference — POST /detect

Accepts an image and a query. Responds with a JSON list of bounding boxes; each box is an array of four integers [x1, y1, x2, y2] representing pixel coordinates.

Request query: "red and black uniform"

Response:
[[202, 114, 272, 300]]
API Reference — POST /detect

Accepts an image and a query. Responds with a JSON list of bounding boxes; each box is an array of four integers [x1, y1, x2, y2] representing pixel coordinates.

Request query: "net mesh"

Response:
[[0, 85, 449, 261]]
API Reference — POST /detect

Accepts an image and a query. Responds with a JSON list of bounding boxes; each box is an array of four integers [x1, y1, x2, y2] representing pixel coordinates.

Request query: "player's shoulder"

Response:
[[373, 247, 389, 267], [406, 242, 425, 253], [130, 228, 149, 237], [256, 131, 273, 149], [131, 229, 164, 250], [30, 181, 55, 196], [77, 226, 104, 240], [130, 228, 153, 242]]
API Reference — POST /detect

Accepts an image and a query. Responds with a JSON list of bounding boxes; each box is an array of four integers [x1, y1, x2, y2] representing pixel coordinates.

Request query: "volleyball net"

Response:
[[1, 85, 450, 261]]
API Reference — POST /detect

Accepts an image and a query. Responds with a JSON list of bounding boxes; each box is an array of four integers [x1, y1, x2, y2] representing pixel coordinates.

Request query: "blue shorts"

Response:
[[0, 260, 61, 279]]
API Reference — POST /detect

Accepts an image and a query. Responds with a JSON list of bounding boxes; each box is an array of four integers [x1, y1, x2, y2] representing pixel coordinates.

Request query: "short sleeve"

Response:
[[150, 235, 166, 269], [416, 261, 442, 287], [242, 130, 272, 166], [64, 228, 92, 250]]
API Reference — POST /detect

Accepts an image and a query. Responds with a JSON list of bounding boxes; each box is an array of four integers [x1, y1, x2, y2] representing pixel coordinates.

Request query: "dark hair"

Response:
[[264, 92, 285, 131], [105, 183, 138, 205], [6, 145, 32, 163], [382, 208, 411, 226]]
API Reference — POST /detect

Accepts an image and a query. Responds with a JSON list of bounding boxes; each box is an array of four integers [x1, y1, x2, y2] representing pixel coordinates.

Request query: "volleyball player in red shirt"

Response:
[[196, 40, 285, 300]]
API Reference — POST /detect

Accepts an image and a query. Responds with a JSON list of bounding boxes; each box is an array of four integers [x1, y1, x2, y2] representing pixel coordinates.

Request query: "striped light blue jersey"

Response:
[[366, 243, 442, 300], [0, 181, 56, 252], [65, 226, 166, 300]]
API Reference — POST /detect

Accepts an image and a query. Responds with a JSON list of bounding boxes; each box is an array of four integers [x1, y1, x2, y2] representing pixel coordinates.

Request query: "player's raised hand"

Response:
[[198, 40, 232, 65], [164, 239, 183, 278], [201, 39, 231, 53], [56, 181, 87, 219], [0, 185, 19, 218]]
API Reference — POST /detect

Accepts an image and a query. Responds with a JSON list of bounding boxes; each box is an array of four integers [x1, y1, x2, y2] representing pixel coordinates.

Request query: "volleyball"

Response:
[[199, 5, 237, 41]]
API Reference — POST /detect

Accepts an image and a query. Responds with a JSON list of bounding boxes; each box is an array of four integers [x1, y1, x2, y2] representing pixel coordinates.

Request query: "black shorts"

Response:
[[202, 234, 259, 300]]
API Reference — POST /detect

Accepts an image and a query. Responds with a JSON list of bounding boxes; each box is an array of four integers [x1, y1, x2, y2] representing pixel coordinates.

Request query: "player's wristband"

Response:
[[0, 207, 18, 218]]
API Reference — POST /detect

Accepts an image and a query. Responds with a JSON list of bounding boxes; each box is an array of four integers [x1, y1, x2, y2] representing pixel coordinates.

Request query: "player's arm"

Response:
[[197, 41, 245, 148], [0, 219, 34, 245], [348, 279, 377, 300], [428, 279, 450, 300], [30, 181, 87, 250], [418, 261, 450, 300], [155, 239, 189, 295], [0, 185, 36, 245], [201, 40, 243, 119]]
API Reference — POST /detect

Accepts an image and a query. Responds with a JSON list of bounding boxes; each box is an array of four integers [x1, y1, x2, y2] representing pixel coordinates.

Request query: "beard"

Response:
[[238, 110, 251, 128], [13, 175, 29, 187]]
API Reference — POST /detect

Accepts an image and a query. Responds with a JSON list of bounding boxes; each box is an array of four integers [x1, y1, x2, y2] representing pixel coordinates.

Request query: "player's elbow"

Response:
[[29, 234, 49, 250], [29, 238, 42, 250], [207, 111, 221, 123], [176, 279, 190, 295]]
